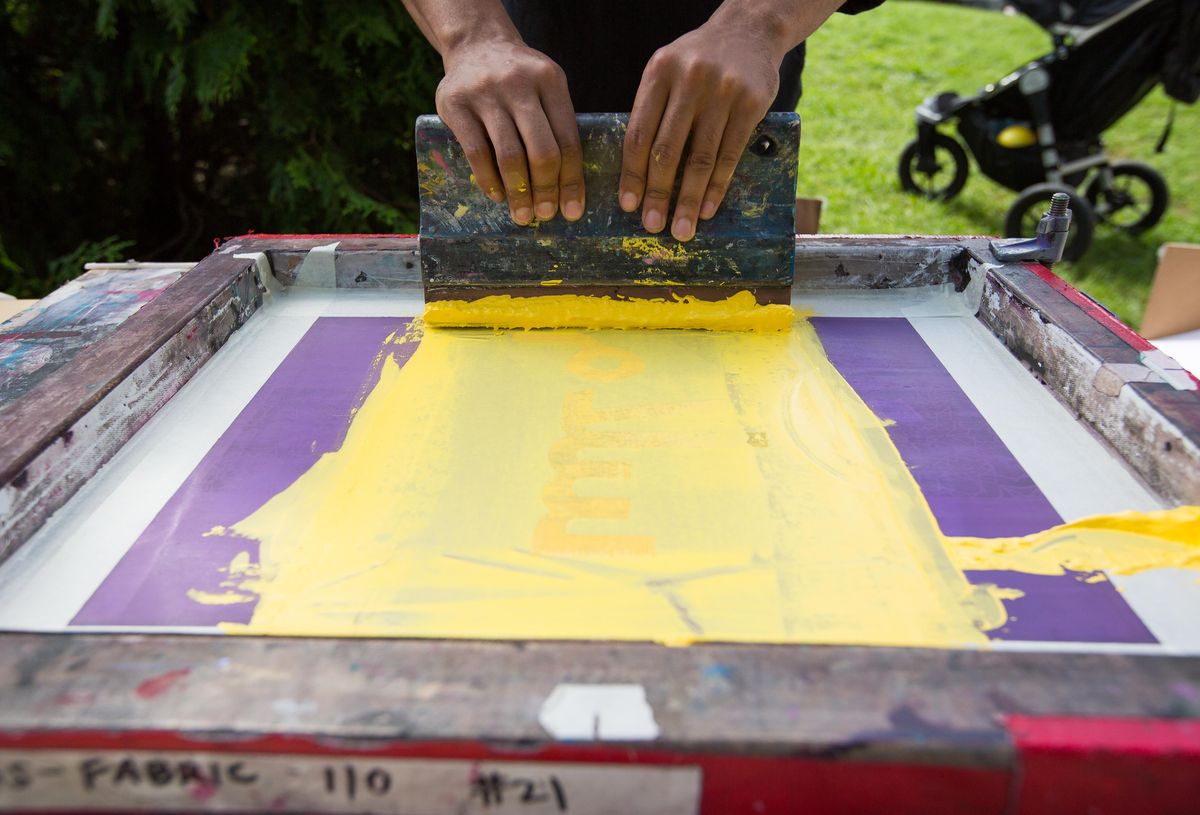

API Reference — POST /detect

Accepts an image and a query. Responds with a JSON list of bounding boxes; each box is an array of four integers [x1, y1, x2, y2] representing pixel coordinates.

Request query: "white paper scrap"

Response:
[[538, 684, 660, 741]]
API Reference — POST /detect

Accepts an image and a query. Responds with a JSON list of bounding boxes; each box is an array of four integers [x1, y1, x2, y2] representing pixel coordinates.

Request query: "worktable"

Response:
[[0, 235, 1197, 814]]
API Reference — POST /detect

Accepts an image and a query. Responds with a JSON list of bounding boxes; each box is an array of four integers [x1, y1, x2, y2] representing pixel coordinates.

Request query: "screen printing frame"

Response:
[[0, 234, 1198, 812]]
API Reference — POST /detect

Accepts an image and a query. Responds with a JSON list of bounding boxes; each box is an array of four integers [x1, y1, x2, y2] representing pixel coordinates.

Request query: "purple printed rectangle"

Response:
[[812, 317, 1062, 538], [965, 569, 1156, 643], [811, 316, 1156, 645], [73, 316, 414, 627]]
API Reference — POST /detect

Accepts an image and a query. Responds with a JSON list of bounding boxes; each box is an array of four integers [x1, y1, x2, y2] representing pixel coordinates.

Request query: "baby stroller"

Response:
[[898, 0, 1199, 261]]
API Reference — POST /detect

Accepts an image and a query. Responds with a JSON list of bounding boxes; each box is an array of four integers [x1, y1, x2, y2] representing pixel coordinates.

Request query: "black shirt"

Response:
[[500, 1, 885, 111]]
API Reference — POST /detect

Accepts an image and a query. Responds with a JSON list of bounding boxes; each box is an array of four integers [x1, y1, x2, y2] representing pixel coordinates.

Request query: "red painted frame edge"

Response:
[[0, 730, 1009, 814]]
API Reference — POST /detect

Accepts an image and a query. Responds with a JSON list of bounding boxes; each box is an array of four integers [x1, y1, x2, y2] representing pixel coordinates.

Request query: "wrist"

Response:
[[439, 16, 522, 62], [710, 0, 843, 63], [707, 3, 797, 63]]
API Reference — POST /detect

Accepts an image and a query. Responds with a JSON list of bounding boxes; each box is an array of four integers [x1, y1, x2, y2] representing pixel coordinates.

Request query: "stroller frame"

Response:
[[902, 0, 1173, 261]]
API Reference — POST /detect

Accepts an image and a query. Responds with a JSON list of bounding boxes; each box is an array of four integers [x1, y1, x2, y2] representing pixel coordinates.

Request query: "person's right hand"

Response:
[[435, 38, 585, 226]]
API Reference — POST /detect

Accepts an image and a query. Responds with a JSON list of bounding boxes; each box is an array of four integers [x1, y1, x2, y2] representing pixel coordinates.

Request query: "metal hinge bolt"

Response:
[[990, 193, 1074, 267]]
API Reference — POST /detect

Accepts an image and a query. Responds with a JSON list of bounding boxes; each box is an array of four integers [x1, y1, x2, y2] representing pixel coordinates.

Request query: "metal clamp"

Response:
[[990, 193, 1073, 266]]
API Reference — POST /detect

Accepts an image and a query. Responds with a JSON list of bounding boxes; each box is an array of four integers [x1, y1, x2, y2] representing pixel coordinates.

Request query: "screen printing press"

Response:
[[0, 228, 1197, 813]]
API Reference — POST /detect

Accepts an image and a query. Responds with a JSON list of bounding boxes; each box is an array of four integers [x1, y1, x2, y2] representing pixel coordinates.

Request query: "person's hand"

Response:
[[436, 37, 585, 225], [619, 19, 785, 241]]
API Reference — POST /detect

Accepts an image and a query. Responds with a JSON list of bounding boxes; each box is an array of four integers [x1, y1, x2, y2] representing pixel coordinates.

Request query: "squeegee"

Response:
[[416, 113, 799, 331]]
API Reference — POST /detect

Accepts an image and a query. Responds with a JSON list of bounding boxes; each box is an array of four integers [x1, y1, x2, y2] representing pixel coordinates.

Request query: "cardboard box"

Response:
[[1141, 243, 1200, 340], [795, 197, 824, 235], [1141, 243, 1200, 378]]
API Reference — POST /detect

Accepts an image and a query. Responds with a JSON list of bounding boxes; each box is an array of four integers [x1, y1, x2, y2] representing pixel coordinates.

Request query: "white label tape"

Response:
[[0, 750, 700, 814]]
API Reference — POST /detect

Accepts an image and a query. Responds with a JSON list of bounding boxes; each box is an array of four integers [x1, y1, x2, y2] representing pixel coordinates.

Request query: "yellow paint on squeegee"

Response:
[[206, 319, 1200, 648], [422, 291, 795, 332], [620, 236, 689, 263], [947, 507, 1200, 576]]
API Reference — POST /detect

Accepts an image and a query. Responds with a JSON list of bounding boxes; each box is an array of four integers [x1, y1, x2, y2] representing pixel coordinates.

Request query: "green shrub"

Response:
[[0, 0, 440, 297]]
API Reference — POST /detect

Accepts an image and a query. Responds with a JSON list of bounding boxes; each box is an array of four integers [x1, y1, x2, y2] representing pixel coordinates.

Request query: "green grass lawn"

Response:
[[800, 0, 1199, 328]]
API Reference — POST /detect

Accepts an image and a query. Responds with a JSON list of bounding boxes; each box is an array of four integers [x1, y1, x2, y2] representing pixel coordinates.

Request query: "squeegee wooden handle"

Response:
[[416, 113, 799, 302]]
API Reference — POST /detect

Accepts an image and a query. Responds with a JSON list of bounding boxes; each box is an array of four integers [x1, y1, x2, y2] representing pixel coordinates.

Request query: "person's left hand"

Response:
[[618, 18, 785, 241]]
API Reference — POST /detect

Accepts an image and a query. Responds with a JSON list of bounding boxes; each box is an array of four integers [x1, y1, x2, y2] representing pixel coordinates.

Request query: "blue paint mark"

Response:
[[703, 663, 736, 681]]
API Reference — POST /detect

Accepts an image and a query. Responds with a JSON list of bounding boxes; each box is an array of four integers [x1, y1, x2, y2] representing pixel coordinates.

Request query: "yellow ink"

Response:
[[947, 507, 1200, 576], [216, 321, 1010, 647], [224, 550, 258, 578], [540, 279, 563, 287], [422, 291, 795, 332], [536, 338, 653, 556], [741, 199, 768, 218], [976, 584, 1026, 603], [417, 161, 445, 196], [201, 311, 1200, 649], [187, 589, 256, 605], [454, 204, 470, 218], [620, 237, 688, 263]]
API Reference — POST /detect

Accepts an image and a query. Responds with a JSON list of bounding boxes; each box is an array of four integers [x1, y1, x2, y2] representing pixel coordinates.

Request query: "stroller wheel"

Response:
[[1083, 161, 1169, 234], [1004, 184, 1096, 263], [898, 134, 969, 201]]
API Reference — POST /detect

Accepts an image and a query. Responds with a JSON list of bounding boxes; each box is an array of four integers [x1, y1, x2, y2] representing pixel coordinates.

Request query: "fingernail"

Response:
[[620, 191, 638, 212], [700, 201, 717, 220], [514, 207, 532, 224], [564, 200, 584, 220], [672, 217, 693, 241], [644, 209, 664, 232], [535, 202, 556, 220]]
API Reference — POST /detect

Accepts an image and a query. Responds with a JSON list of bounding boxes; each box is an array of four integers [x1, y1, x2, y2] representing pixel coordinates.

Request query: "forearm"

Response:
[[708, 0, 847, 61], [400, 0, 522, 58]]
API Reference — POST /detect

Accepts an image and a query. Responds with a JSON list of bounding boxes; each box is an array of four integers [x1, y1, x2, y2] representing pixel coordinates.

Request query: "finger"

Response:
[[620, 66, 669, 215], [540, 81, 585, 221], [671, 106, 728, 241], [437, 103, 505, 204], [481, 109, 534, 225], [640, 95, 695, 235], [701, 111, 757, 221], [513, 102, 561, 222]]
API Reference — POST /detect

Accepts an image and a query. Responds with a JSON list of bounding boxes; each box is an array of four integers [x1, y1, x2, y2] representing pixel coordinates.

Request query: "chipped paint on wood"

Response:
[[0, 256, 263, 561], [976, 265, 1200, 506]]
